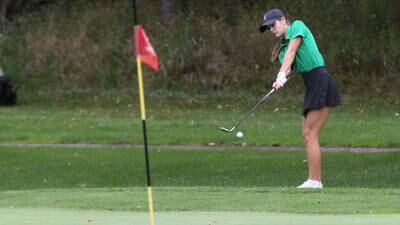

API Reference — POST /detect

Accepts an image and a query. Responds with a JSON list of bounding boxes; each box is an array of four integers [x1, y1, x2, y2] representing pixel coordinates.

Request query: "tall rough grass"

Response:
[[0, 0, 399, 103], [0, 1, 135, 100]]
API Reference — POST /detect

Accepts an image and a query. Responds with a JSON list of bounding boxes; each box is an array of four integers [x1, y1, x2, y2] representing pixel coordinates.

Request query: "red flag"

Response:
[[134, 25, 159, 71]]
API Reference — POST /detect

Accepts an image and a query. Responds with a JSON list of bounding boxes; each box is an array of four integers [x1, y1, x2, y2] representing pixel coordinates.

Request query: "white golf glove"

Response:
[[272, 71, 288, 90]]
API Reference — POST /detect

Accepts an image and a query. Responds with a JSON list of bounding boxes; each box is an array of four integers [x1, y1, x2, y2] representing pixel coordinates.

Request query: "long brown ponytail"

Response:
[[270, 41, 281, 63], [270, 17, 291, 64]]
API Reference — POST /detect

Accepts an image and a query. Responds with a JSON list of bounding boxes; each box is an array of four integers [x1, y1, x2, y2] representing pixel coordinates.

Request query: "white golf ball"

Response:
[[236, 131, 243, 138]]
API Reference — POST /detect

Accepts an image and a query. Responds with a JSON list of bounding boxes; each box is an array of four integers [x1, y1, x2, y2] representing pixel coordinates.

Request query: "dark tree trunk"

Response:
[[160, 0, 188, 25], [0, 0, 10, 33]]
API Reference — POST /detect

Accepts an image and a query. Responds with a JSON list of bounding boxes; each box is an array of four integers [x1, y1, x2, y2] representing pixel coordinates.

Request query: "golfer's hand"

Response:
[[272, 71, 287, 90], [272, 81, 283, 90]]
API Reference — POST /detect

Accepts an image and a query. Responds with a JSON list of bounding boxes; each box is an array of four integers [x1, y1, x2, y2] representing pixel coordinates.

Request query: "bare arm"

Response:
[[280, 37, 302, 74]]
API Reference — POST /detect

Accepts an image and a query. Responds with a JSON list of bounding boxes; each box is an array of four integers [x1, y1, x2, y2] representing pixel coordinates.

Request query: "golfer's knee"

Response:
[[302, 130, 309, 145], [303, 130, 317, 145]]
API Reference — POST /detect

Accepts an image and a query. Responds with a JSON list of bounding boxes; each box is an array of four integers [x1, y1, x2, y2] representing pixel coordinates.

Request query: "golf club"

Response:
[[219, 71, 293, 133]]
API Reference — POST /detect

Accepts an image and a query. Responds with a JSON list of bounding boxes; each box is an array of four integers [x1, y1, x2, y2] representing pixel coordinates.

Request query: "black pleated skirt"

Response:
[[302, 67, 341, 116]]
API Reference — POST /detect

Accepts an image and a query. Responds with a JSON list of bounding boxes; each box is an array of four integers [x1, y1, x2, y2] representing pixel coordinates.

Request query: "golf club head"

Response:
[[219, 126, 235, 133]]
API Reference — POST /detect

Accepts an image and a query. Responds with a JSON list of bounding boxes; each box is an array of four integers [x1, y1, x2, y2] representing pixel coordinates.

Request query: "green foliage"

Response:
[[0, 1, 134, 93], [0, 0, 399, 99]]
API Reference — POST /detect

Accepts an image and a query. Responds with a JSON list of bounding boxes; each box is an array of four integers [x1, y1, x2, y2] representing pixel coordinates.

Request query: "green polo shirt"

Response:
[[279, 20, 325, 74]]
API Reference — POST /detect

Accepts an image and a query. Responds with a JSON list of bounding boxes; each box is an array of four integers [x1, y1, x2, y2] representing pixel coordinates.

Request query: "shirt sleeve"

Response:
[[289, 20, 307, 40]]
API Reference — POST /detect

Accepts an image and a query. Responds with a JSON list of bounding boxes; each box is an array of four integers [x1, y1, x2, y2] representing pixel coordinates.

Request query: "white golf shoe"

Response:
[[296, 179, 323, 189]]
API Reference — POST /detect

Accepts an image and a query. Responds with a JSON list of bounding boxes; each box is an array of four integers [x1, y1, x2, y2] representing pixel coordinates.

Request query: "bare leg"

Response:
[[302, 107, 331, 181]]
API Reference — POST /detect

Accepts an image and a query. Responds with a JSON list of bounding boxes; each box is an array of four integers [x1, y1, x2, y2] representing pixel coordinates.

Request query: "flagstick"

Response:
[[133, 1, 156, 224], [132, 0, 138, 25], [136, 56, 155, 225]]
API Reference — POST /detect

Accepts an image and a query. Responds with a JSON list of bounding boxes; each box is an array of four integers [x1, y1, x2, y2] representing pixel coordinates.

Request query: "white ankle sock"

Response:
[[308, 179, 321, 185]]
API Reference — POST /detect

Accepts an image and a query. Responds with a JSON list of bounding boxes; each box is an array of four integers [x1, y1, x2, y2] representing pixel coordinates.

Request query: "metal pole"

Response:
[[132, 1, 155, 225], [132, 0, 138, 25]]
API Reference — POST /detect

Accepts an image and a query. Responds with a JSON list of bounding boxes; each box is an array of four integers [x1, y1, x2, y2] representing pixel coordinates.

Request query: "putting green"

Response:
[[2, 208, 400, 225]]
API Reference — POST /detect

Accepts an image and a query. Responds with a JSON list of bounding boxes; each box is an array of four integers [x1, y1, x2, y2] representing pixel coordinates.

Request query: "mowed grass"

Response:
[[0, 147, 399, 215], [1, 187, 400, 214], [2, 186, 400, 214], [1, 147, 400, 190], [3, 209, 400, 225], [0, 99, 399, 223], [0, 100, 399, 147]]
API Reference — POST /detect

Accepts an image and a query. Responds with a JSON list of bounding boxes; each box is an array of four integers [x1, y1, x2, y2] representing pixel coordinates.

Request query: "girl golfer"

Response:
[[259, 9, 341, 188]]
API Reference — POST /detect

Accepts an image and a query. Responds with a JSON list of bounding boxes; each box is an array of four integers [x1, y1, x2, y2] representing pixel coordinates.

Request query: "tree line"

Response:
[[0, 0, 398, 97]]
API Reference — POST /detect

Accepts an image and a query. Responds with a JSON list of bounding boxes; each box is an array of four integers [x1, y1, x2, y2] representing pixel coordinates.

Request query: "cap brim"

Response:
[[259, 19, 276, 33]]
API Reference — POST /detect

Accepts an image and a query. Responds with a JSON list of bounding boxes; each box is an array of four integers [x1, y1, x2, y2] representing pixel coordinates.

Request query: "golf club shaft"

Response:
[[219, 71, 294, 132], [229, 89, 275, 130]]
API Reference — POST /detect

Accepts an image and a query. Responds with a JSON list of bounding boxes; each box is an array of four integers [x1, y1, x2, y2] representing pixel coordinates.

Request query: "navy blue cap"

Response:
[[259, 9, 285, 33]]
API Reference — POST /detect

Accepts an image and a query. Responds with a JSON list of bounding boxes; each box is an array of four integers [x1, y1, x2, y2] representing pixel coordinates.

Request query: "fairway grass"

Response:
[[1, 187, 399, 214], [2, 208, 400, 225], [1, 148, 400, 190], [0, 104, 399, 147], [1, 147, 399, 224]]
